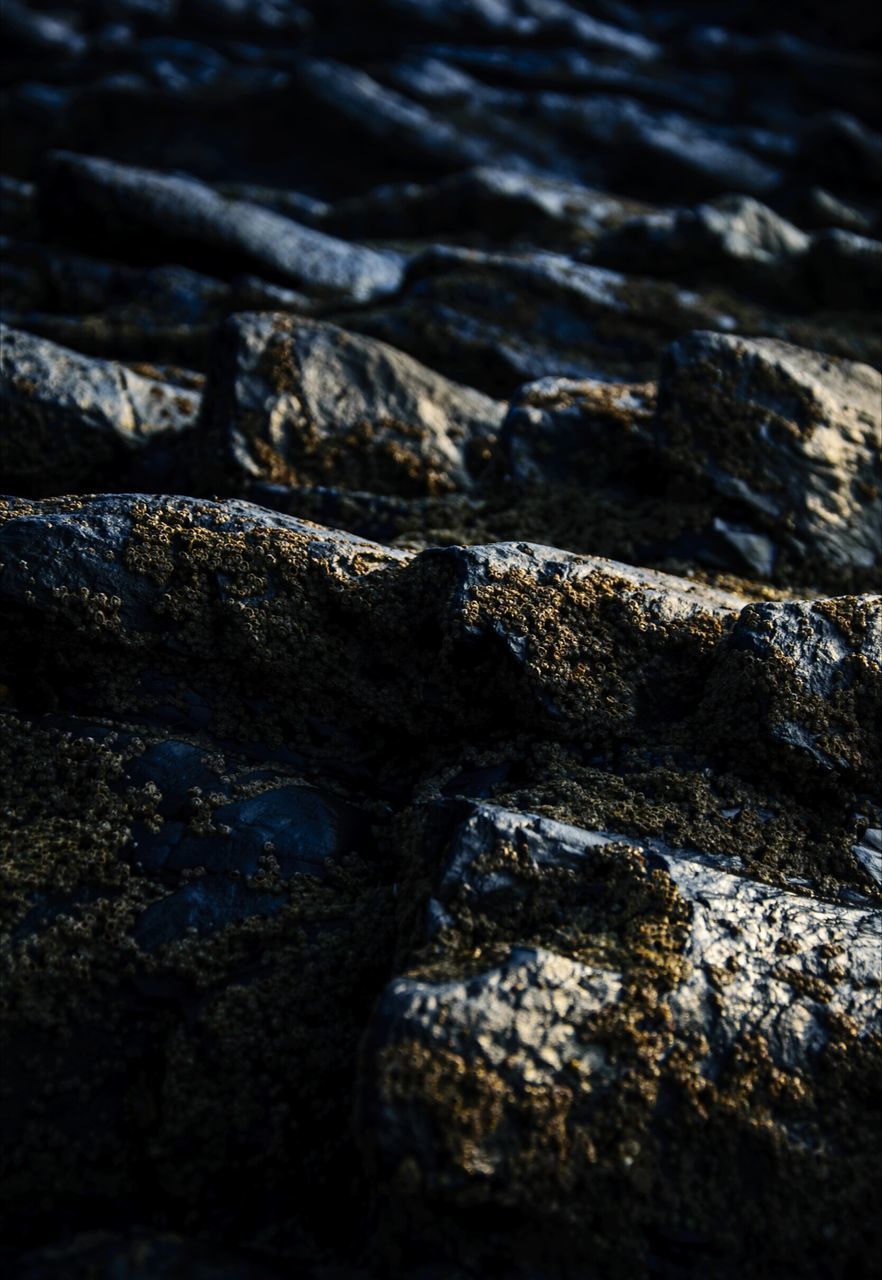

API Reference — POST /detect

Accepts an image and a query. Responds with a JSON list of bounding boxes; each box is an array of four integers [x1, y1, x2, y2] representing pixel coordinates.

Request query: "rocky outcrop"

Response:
[[364, 800, 881, 1278], [196, 313, 505, 496], [2, 4, 881, 1278], [0, 325, 199, 494], [657, 331, 882, 580], [39, 151, 405, 303]]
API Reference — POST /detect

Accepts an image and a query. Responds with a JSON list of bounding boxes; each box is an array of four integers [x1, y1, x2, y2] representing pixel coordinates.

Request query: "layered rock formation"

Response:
[[1, 4, 880, 1279]]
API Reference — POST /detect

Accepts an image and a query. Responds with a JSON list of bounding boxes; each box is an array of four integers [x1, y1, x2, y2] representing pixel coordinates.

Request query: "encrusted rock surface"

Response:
[[657, 331, 882, 578], [1, 4, 880, 1279]]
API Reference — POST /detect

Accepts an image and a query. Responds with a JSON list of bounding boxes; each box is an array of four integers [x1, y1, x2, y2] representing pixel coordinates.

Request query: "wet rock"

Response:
[[0, 495, 741, 765], [369, 0, 660, 61], [321, 165, 638, 249], [499, 375, 656, 486], [0, 324, 200, 495], [703, 595, 882, 792], [595, 196, 812, 305], [197, 313, 505, 496], [6, 1230, 294, 1280], [1, 237, 315, 368], [0, 174, 35, 234], [657, 331, 882, 578], [0, 708, 393, 1247], [363, 799, 881, 1278], [806, 228, 882, 310], [39, 151, 405, 302], [798, 111, 882, 195], [333, 245, 743, 395], [398, 539, 744, 739], [853, 827, 882, 887], [0, 493, 412, 766], [2, 3, 881, 1274], [0, 0, 88, 60], [534, 93, 782, 199], [293, 57, 522, 175]]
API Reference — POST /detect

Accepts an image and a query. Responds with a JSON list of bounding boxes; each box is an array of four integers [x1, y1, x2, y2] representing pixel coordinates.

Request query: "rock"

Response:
[[2, 3, 882, 1275], [657, 331, 882, 578], [703, 595, 882, 792], [396, 539, 744, 740], [363, 800, 882, 1278], [798, 111, 882, 194], [321, 166, 638, 250], [0, 708, 393, 1247], [0, 493, 411, 766], [39, 151, 405, 303], [368, 0, 660, 61], [0, 324, 200, 495], [498, 375, 656, 486], [595, 196, 812, 305], [806, 228, 882, 310], [0, 495, 743, 763], [333, 245, 745, 395], [0, 174, 35, 234], [710, 517, 777, 578], [1, 236, 315, 368], [6, 1230, 294, 1279], [197, 313, 505, 496], [853, 827, 882, 887], [292, 57, 518, 175], [0, 0, 88, 60], [533, 93, 782, 199]]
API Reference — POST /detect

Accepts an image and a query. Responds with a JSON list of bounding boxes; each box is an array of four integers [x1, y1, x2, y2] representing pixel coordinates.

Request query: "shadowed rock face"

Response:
[[656, 332, 882, 576], [1, 4, 880, 1280], [196, 312, 505, 496]]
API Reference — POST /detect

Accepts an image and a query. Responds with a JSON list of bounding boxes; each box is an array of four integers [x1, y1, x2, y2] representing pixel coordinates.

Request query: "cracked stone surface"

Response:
[[1, 4, 880, 1279]]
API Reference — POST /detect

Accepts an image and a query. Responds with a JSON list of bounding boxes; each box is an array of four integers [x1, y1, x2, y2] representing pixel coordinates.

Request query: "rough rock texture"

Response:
[[40, 151, 405, 303], [703, 596, 882, 791], [0, 325, 199, 494], [197, 313, 505, 495], [1, 5, 881, 1280], [366, 801, 880, 1277], [657, 331, 882, 578]]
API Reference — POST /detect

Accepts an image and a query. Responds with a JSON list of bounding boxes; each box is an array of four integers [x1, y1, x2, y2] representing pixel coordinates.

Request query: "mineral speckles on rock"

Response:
[[0, 324, 200, 494], [657, 331, 882, 576], [2, 4, 882, 1279], [197, 312, 505, 496], [365, 801, 881, 1276]]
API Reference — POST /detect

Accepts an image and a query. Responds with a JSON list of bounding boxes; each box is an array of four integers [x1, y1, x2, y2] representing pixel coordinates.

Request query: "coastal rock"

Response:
[[703, 595, 882, 792], [39, 151, 405, 303], [364, 800, 881, 1277], [334, 246, 743, 395], [0, 324, 199, 495], [499, 375, 656, 486], [0, 708, 392, 1243], [197, 313, 505, 496], [657, 331, 882, 578]]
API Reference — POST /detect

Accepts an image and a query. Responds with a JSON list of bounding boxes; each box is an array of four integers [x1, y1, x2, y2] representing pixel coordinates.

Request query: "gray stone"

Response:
[[657, 331, 882, 575], [595, 195, 812, 303], [197, 313, 505, 496], [40, 151, 405, 303], [0, 324, 199, 495], [499, 375, 655, 486], [364, 800, 881, 1270], [704, 595, 882, 790], [333, 245, 744, 395]]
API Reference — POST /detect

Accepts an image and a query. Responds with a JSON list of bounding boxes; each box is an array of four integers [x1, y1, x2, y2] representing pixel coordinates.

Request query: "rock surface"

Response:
[[657, 331, 882, 578], [197, 312, 505, 495], [1, 4, 880, 1279], [0, 325, 199, 494]]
